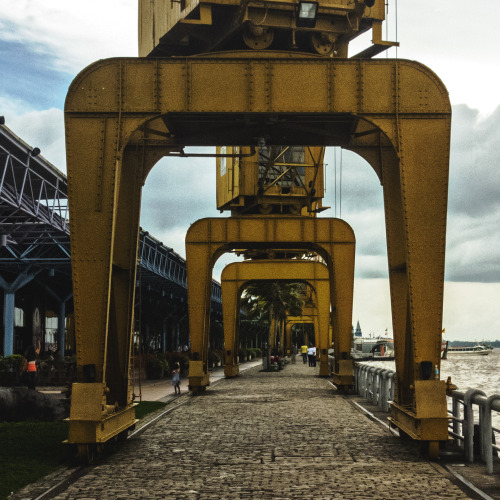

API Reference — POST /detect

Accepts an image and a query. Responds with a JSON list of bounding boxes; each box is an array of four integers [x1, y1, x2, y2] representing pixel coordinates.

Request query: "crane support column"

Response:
[[186, 217, 355, 390], [220, 260, 338, 377], [65, 55, 450, 450]]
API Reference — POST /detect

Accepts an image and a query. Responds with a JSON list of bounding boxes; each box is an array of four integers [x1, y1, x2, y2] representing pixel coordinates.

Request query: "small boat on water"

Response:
[[442, 342, 493, 358], [351, 338, 395, 361]]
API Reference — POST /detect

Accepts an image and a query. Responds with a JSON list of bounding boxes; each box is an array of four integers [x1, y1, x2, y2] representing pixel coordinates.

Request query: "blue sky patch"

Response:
[[0, 39, 72, 110]]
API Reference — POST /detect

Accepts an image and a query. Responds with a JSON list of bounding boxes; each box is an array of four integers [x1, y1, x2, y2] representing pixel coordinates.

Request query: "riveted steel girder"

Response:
[[65, 53, 451, 445], [220, 260, 341, 378], [286, 314, 327, 353], [186, 217, 355, 387], [285, 316, 317, 351]]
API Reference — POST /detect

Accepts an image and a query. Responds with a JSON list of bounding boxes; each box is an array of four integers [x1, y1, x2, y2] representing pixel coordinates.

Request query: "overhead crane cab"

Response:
[[139, 0, 397, 58], [216, 145, 326, 215]]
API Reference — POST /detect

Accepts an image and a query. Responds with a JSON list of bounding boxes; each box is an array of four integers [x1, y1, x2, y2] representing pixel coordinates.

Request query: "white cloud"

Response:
[[2, 106, 66, 170], [1, 0, 498, 341], [0, 0, 137, 74], [352, 278, 392, 337], [446, 213, 500, 282], [349, 1, 500, 115], [352, 279, 500, 341], [141, 153, 220, 237], [443, 282, 500, 341], [449, 105, 500, 217]]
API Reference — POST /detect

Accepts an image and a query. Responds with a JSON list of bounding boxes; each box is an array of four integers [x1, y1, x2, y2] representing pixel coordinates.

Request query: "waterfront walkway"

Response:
[[24, 361, 485, 499]]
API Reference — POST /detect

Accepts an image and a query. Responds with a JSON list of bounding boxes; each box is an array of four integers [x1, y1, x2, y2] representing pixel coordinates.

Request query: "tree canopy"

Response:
[[240, 281, 304, 323]]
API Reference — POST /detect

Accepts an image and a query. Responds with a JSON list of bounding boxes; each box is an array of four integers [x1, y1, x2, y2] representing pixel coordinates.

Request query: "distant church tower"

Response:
[[354, 321, 363, 338]]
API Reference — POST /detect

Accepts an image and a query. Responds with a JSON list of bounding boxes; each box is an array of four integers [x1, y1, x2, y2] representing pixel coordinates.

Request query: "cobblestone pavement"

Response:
[[25, 363, 475, 499]]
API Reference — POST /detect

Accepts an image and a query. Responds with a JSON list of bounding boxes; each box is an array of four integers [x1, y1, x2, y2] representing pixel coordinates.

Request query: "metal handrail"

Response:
[[353, 362, 500, 474]]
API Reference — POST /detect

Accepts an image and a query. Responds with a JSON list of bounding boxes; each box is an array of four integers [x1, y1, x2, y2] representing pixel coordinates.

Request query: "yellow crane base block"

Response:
[[66, 383, 137, 447], [318, 354, 330, 377], [224, 364, 240, 378], [188, 360, 211, 390], [332, 359, 355, 389], [389, 379, 449, 454]]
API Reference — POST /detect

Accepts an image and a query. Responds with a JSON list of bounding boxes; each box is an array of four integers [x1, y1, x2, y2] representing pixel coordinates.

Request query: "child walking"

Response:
[[171, 362, 181, 395]]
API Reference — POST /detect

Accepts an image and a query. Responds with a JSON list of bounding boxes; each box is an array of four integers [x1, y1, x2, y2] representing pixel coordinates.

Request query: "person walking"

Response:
[[301, 344, 308, 364], [24, 343, 39, 390], [171, 362, 181, 395], [307, 344, 315, 367]]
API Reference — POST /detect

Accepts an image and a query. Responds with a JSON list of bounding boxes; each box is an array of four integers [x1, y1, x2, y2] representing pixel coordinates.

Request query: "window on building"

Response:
[[45, 314, 58, 352], [14, 307, 24, 327]]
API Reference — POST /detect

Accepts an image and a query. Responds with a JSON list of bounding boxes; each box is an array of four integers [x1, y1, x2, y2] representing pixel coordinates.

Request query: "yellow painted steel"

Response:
[[260, 287, 318, 354], [68, 383, 137, 448], [186, 217, 355, 389], [139, 0, 397, 57], [284, 296, 321, 354], [286, 313, 331, 349], [220, 260, 341, 377], [65, 53, 450, 447], [285, 316, 317, 353], [216, 146, 326, 215]]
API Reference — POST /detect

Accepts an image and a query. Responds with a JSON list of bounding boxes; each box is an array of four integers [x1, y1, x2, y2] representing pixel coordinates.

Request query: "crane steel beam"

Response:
[[186, 217, 355, 389], [220, 260, 343, 378], [286, 315, 322, 355], [65, 54, 451, 450]]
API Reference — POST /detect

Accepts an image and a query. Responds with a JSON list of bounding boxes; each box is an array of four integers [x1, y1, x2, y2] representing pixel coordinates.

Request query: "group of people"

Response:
[[300, 343, 317, 367]]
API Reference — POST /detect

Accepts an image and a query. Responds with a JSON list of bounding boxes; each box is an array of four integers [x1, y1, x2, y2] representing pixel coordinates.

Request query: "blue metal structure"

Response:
[[0, 119, 221, 356]]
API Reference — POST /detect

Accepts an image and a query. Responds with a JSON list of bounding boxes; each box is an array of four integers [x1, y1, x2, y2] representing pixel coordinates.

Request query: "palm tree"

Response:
[[240, 281, 304, 354]]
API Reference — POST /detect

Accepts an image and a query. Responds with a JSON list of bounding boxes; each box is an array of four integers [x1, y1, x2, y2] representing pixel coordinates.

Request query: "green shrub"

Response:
[[156, 353, 169, 372], [0, 355, 25, 386], [5, 354, 25, 373], [146, 355, 165, 379]]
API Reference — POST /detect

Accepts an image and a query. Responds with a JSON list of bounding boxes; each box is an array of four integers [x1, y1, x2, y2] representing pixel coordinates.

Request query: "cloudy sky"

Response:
[[1, 0, 499, 340]]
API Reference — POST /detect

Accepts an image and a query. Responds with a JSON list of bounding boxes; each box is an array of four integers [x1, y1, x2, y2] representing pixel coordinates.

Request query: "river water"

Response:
[[362, 348, 500, 429]]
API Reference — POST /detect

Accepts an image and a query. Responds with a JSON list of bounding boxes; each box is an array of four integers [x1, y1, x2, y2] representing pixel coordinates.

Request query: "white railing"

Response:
[[448, 388, 500, 474], [354, 363, 500, 474]]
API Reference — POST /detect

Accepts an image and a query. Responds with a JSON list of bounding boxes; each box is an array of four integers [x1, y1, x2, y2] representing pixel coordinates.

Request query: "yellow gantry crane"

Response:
[[219, 259, 352, 378], [65, 0, 451, 460]]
